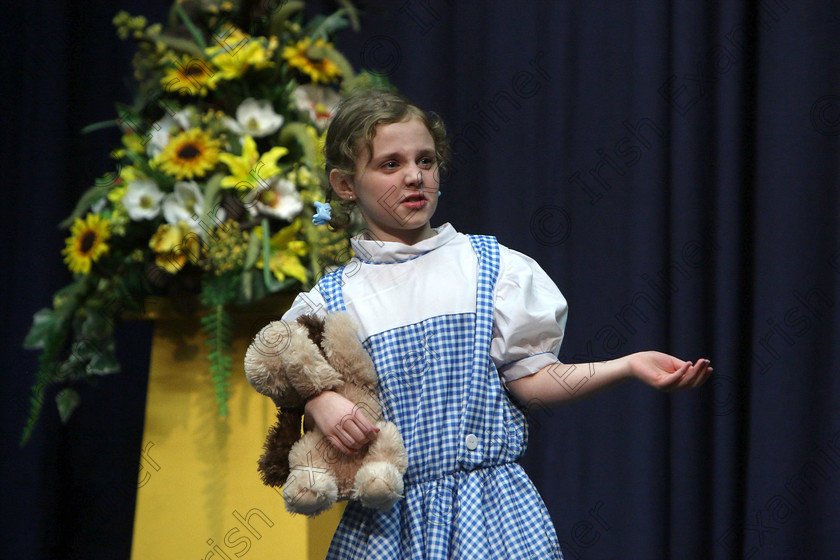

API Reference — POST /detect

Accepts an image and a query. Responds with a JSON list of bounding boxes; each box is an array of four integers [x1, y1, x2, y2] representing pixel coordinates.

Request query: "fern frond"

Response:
[[200, 274, 239, 417]]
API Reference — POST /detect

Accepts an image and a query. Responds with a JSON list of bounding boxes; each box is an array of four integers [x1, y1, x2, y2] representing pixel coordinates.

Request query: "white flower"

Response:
[[162, 181, 218, 234], [293, 85, 341, 129], [224, 98, 284, 138], [245, 176, 303, 220], [123, 179, 164, 220], [146, 109, 193, 157]]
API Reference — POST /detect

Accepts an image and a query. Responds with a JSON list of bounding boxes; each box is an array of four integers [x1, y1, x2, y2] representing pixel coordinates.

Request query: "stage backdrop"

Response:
[[2, 1, 839, 558]]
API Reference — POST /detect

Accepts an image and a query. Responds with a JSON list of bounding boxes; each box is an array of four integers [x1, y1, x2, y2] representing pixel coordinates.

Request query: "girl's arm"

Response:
[[505, 351, 712, 408]]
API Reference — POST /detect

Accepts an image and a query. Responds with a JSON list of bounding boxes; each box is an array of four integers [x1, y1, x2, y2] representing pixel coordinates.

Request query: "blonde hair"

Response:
[[323, 89, 449, 230]]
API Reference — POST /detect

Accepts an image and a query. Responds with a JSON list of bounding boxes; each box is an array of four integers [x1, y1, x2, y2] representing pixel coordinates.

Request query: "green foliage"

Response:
[[56, 388, 80, 424], [269, 2, 306, 36], [173, 3, 208, 51], [20, 278, 95, 444], [199, 273, 239, 417]]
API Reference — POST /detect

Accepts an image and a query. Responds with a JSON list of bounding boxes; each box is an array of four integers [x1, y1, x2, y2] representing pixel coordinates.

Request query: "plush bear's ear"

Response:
[[245, 320, 295, 398], [258, 407, 302, 487], [245, 319, 344, 400]]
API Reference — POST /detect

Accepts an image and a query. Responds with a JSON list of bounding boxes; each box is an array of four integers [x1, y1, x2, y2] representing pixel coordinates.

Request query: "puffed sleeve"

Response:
[[491, 245, 568, 385], [280, 285, 329, 323]]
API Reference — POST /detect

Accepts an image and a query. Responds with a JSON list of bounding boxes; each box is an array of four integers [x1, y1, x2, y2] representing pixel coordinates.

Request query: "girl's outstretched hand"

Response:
[[304, 390, 380, 455], [627, 351, 713, 392]]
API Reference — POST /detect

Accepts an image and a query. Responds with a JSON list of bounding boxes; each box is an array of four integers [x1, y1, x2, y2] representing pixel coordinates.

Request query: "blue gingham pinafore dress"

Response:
[[318, 235, 564, 559]]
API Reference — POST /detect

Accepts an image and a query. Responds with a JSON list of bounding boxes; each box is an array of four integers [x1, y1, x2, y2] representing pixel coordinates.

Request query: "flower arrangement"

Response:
[[21, 0, 389, 443]]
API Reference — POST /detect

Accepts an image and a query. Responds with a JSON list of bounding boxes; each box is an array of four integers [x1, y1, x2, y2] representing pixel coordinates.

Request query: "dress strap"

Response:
[[316, 266, 347, 313], [456, 235, 504, 473], [466, 234, 500, 337]]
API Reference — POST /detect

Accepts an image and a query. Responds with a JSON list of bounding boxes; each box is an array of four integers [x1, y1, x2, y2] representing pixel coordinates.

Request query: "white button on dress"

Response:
[[465, 433, 478, 450]]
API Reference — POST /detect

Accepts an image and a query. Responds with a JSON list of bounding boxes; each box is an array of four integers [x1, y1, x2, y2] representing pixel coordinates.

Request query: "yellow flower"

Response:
[[218, 135, 287, 191], [282, 38, 342, 84], [107, 183, 128, 203], [201, 220, 250, 275], [269, 252, 308, 284], [160, 55, 219, 96], [121, 132, 145, 155], [149, 221, 201, 274], [255, 221, 309, 284], [62, 214, 111, 275], [114, 11, 147, 40], [205, 26, 276, 81], [155, 128, 220, 180], [118, 165, 139, 184]]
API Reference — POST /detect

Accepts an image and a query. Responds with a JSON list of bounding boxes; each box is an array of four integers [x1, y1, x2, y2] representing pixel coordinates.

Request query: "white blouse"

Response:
[[281, 222, 568, 385]]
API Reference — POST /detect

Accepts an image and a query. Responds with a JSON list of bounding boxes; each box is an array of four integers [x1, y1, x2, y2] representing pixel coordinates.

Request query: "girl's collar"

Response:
[[350, 223, 457, 264]]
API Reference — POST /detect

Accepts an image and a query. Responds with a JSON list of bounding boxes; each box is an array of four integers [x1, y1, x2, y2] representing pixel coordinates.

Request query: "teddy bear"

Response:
[[244, 311, 408, 517]]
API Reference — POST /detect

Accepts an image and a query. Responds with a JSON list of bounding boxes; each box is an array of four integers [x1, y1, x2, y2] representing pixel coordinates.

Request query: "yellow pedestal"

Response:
[[130, 297, 344, 560]]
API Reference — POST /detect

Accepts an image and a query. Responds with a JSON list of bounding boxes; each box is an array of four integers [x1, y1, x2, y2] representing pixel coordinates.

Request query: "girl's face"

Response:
[[331, 116, 440, 245]]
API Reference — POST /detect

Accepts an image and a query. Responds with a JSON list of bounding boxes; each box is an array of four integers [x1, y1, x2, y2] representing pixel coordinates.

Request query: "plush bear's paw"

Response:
[[354, 461, 405, 511], [283, 468, 338, 516]]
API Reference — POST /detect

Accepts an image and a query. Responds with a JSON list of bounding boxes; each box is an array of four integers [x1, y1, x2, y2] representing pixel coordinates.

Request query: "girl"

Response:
[[282, 89, 712, 559]]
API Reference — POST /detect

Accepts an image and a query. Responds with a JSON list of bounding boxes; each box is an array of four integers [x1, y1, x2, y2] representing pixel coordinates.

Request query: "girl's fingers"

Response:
[[682, 359, 711, 389], [670, 361, 693, 386], [658, 365, 688, 390], [335, 428, 358, 451], [351, 410, 381, 439], [340, 416, 379, 451], [342, 419, 367, 448], [319, 407, 382, 456], [365, 423, 381, 439], [691, 364, 713, 388], [328, 434, 353, 455], [679, 362, 700, 383], [651, 357, 712, 392]]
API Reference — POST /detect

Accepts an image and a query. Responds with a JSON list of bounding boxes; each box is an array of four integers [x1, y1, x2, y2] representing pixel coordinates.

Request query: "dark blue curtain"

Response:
[[3, 1, 838, 558]]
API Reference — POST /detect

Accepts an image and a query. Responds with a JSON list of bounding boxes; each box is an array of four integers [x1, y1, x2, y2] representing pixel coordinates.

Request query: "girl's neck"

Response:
[[364, 224, 437, 245]]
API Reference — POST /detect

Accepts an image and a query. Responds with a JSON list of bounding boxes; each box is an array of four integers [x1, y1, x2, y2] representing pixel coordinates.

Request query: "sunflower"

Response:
[[62, 213, 111, 275], [160, 55, 219, 96], [282, 38, 342, 84], [155, 128, 220, 180]]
